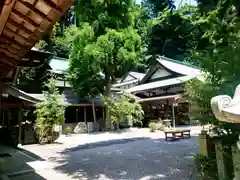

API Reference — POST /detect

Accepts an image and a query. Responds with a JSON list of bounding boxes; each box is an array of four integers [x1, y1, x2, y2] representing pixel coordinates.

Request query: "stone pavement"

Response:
[[20, 127, 200, 180], [1, 127, 201, 180]]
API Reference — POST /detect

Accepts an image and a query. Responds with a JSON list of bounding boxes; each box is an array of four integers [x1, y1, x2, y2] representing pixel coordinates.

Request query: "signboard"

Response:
[[145, 84, 184, 97]]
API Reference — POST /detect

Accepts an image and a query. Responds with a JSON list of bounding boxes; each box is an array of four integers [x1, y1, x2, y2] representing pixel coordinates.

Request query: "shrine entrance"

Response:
[[138, 94, 190, 127]]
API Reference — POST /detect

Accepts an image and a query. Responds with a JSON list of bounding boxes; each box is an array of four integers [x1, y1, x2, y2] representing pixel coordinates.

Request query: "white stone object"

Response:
[[87, 122, 93, 133], [73, 122, 87, 134], [211, 84, 240, 180]]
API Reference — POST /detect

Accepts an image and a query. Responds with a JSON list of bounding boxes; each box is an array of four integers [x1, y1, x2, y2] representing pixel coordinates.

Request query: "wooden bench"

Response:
[[164, 129, 191, 141]]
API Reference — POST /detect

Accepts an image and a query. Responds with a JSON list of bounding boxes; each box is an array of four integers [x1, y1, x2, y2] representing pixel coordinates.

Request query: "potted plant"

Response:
[[149, 122, 157, 132], [65, 126, 72, 136]]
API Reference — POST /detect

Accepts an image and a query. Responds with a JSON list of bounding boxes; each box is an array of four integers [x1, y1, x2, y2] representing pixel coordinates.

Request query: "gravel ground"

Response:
[[22, 128, 200, 180]]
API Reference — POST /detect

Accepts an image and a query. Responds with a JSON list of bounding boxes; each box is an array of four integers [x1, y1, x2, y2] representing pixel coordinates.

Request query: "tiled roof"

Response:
[[129, 72, 146, 80], [156, 56, 201, 76], [113, 79, 139, 88], [126, 75, 197, 93], [28, 93, 102, 106], [49, 57, 68, 73]]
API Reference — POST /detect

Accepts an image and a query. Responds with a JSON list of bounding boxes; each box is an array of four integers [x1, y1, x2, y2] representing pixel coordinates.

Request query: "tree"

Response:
[[196, 0, 240, 17], [147, 5, 201, 61], [75, 0, 135, 36], [141, 0, 175, 18], [89, 27, 143, 96], [34, 78, 66, 144], [185, 0, 240, 136], [68, 24, 103, 128], [102, 93, 144, 129]]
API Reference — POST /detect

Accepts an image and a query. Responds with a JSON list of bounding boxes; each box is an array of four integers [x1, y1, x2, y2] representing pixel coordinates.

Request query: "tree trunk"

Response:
[[91, 96, 97, 131], [104, 77, 112, 130]]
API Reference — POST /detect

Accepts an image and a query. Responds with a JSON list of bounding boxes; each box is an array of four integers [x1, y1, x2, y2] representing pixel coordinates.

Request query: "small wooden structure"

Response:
[[164, 129, 191, 141]]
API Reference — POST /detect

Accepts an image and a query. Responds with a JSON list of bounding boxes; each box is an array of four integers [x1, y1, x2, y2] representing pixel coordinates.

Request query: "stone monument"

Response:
[[211, 84, 240, 180]]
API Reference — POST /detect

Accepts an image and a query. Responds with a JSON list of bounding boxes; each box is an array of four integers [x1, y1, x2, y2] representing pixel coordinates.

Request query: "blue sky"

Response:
[[136, 0, 197, 7]]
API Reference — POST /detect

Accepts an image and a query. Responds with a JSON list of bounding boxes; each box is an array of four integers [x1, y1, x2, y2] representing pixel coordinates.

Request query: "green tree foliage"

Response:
[[186, 0, 240, 135], [68, 24, 103, 125], [34, 78, 66, 144], [141, 0, 175, 18], [38, 25, 79, 58], [102, 93, 144, 128], [147, 5, 200, 61], [75, 0, 135, 36], [197, 0, 240, 16], [89, 27, 142, 95]]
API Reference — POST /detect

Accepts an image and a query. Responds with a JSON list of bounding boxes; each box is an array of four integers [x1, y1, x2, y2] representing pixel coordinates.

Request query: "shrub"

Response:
[[194, 154, 218, 180], [81, 127, 88, 133], [65, 126, 72, 134], [149, 122, 157, 132], [102, 93, 144, 127], [34, 78, 65, 144]]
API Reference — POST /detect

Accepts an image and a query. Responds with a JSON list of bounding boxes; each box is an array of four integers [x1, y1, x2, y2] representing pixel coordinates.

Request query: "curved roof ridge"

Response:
[[156, 56, 201, 76], [158, 55, 201, 70]]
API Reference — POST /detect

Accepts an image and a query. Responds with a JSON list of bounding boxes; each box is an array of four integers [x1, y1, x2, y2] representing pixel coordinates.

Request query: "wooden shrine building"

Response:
[[25, 56, 105, 133], [0, 0, 74, 146], [125, 56, 203, 127]]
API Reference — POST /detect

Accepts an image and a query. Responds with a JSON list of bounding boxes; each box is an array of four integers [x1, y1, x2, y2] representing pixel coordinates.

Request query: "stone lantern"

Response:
[[211, 84, 240, 180]]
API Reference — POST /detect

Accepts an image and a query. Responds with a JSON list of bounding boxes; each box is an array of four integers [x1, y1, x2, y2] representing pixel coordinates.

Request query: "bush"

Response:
[[65, 126, 72, 134], [80, 127, 88, 133], [34, 78, 65, 144], [194, 154, 218, 180], [149, 122, 157, 132]]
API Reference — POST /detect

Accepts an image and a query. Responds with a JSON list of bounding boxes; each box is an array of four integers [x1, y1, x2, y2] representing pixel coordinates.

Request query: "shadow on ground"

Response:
[[52, 135, 199, 180], [62, 137, 149, 153], [0, 145, 47, 180]]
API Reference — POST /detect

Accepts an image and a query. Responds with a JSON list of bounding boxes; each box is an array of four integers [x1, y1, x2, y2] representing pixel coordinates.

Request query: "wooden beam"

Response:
[[0, 0, 16, 35], [1, 35, 30, 50], [0, 54, 16, 65], [9, 12, 43, 34], [0, 48, 20, 60], [12, 9, 40, 28], [4, 26, 34, 45], [42, 0, 62, 13], [19, 0, 53, 21], [8, 18, 36, 36]]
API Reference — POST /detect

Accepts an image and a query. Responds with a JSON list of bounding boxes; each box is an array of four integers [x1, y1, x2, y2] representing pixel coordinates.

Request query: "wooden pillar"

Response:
[[172, 103, 176, 128], [102, 106, 105, 122], [76, 107, 79, 123], [18, 108, 22, 145], [0, 79, 2, 123], [84, 106, 87, 124]]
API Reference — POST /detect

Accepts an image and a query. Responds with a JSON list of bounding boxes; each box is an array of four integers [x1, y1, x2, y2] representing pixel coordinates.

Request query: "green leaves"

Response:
[[68, 23, 103, 98], [68, 24, 142, 97], [147, 5, 201, 60], [75, 0, 135, 36], [34, 78, 66, 143], [102, 93, 144, 125]]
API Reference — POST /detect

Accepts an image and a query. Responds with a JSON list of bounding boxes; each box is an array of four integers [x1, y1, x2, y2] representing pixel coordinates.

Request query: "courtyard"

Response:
[[1, 127, 200, 180]]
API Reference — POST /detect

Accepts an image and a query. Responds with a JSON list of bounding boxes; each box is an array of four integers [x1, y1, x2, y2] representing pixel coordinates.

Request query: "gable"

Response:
[[150, 67, 172, 80], [140, 56, 201, 84], [122, 74, 137, 82]]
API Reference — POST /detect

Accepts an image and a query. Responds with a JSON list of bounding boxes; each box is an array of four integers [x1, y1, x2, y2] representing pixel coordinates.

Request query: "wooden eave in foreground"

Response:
[[0, 0, 74, 81]]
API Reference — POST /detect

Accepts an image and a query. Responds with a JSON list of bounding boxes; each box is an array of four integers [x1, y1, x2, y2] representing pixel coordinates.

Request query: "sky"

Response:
[[136, 0, 197, 8]]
